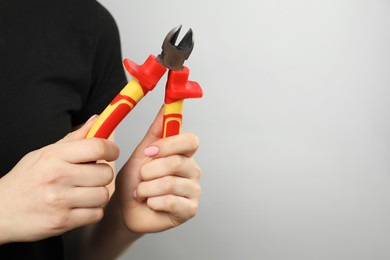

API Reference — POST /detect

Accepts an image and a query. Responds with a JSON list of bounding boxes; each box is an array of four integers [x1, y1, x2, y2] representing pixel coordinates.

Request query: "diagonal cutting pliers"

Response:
[[86, 25, 203, 139]]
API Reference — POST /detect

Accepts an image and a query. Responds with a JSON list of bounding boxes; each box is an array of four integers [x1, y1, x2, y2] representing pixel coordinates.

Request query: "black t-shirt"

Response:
[[0, 0, 127, 258]]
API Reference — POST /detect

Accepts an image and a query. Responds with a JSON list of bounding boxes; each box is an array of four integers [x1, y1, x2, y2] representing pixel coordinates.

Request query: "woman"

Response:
[[0, 1, 201, 259]]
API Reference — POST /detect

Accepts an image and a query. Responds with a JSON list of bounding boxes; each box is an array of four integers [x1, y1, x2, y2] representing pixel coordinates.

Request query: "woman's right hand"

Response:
[[0, 116, 119, 244]]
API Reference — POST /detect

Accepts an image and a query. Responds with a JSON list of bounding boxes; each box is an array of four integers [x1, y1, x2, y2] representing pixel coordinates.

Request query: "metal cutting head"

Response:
[[157, 25, 194, 70]]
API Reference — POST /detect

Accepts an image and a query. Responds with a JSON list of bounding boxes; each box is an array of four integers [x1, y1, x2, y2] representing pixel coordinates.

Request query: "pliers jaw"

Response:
[[158, 25, 194, 70]]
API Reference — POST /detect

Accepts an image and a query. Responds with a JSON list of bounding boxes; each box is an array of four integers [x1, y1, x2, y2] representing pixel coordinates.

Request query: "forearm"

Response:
[[64, 192, 143, 260]]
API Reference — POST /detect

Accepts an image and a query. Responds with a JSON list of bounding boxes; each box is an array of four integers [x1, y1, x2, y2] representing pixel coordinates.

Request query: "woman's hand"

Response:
[[0, 116, 119, 244], [115, 109, 201, 233]]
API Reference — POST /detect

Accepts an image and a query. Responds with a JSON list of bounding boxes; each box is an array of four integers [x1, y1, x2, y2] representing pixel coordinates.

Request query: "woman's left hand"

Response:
[[115, 109, 202, 233]]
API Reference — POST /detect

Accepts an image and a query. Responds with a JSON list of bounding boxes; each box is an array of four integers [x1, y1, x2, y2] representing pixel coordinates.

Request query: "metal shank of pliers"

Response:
[[157, 25, 194, 71]]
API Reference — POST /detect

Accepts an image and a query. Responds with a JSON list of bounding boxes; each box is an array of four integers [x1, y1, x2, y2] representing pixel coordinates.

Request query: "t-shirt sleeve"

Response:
[[71, 2, 127, 126]]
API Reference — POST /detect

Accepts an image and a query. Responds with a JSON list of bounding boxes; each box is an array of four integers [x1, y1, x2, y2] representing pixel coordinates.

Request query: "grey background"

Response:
[[99, 0, 390, 259]]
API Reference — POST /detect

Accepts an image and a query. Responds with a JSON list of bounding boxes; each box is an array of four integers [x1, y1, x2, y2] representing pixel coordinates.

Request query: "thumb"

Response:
[[59, 114, 99, 143], [131, 107, 164, 159]]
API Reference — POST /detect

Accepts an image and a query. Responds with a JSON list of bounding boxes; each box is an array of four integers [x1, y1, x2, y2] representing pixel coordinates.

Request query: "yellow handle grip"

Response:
[[163, 100, 184, 138], [86, 78, 145, 139]]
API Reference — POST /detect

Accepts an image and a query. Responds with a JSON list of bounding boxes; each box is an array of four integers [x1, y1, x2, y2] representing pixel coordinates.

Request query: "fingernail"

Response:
[[86, 114, 98, 123], [144, 146, 159, 157], [132, 190, 138, 200]]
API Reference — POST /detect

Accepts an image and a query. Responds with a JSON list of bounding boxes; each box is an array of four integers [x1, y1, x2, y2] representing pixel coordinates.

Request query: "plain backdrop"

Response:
[[99, 1, 390, 259]]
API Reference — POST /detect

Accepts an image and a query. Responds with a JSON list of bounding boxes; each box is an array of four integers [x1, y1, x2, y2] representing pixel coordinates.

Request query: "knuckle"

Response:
[[189, 200, 199, 217], [165, 194, 177, 209], [62, 132, 74, 141], [37, 151, 67, 184], [42, 171, 58, 185], [92, 139, 119, 161], [193, 163, 202, 180], [34, 147, 70, 182], [37, 146, 56, 162], [91, 208, 104, 223], [44, 189, 64, 206], [139, 164, 146, 180], [111, 144, 120, 160], [135, 183, 144, 197], [161, 176, 176, 193], [44, 165, 66, 184], [194, 183, 202, 197], [101, 163, 114, 184], [100, 187, 110, 205], [107, 167, 115, 183], [23, 150, 37, 162], [168, 155, 183, 172], [92, 139, 107, 158], [187, 133, 200, 151], [48, 210, 70, 231]]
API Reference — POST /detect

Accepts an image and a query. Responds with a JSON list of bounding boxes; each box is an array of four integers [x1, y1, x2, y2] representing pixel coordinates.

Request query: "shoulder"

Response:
[[94, 2, 122, 43]]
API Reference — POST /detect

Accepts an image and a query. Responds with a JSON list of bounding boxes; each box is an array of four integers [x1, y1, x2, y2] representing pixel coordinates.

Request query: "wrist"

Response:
[[81, 192, 143, 260], [107, 192, 144, 241]]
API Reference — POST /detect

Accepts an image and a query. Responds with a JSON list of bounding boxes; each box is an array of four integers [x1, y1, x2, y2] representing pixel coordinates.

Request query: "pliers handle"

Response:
[[159, 25, 203, 137], [86, 55, 166, 138], [86, 26, 202, 139], [163, 67, 202, 137]]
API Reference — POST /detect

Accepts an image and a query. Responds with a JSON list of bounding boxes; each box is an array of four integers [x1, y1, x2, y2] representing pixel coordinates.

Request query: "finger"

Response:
[[65, 163, 114, 187], [68, 207, 104, 229], [68, 187, 110, 208], [135, 176, 201, 201], [144, 132, 199, 159], [59, 115, 99, 143], [55, 138, 119, 163], [146, 195, 198, 225], [139, 155, 201, 181]]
